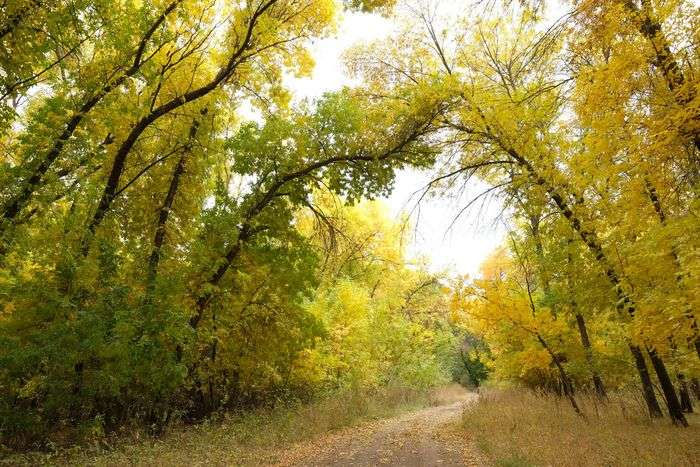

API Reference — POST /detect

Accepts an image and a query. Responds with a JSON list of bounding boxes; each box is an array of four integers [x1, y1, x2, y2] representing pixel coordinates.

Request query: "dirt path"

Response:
[[276, 389, 482, 466]]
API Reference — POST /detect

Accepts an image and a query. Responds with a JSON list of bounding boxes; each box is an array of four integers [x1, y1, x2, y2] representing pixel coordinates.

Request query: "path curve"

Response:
[[276, 389, 482, 466]]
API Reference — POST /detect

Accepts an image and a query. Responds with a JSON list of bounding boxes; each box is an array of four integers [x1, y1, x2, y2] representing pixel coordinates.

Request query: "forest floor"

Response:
[[5, 385, 481, 466], [276, 386, 482, 466]]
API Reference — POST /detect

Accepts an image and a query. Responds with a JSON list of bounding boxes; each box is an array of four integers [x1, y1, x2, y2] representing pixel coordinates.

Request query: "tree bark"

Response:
[[646, 346, 689, 425], [146, 110, 206, 286], [690, 377, 700, 401], [564, 236, 608, 400], [629, 344, 663, 418], [677, 373, 694, 413], [536, 333, 582, 416], [575, 312, 608, 400], [187, 110, 439, 328], [526, 213, 556, 320]]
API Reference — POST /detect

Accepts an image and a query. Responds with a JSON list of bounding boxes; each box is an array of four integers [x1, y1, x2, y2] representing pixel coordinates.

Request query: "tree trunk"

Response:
[[146, 110, 206, 285], [629, 344, 663, 418], [646, 346, 689, 426], [80, 0, 278, 254], [677, 373, 694, 413], [575, 312, 608, 400], [527, 214, 556, 320], [563, 236, 608, 400], [644, 179, 700, 361], [691, 377, 700, 401], [536, 333, 582, 416], [628, 0, 700, 152]]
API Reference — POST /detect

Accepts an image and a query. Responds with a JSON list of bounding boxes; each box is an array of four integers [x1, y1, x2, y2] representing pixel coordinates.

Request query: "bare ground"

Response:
[[275, 387, 483, 467]]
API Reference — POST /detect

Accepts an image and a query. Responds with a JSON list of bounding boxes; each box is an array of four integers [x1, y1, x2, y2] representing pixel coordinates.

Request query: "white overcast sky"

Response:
[[284, 1, 569, 277]]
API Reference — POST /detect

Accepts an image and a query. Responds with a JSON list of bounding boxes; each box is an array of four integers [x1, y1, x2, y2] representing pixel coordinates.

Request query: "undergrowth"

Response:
[[3, 385, 457, 466], [463, 388, 700, 467]]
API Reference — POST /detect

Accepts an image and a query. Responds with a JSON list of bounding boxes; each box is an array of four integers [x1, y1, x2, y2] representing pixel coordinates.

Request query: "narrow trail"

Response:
[[276, 389, 483, 466]]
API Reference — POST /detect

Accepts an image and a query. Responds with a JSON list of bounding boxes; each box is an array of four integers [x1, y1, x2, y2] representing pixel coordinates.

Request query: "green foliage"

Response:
[[294, 196, 458, 392]]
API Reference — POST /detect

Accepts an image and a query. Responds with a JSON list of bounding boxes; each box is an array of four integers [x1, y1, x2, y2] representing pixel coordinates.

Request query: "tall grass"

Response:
[[463, 388, 700, 467], [3, 385, 454, 466]]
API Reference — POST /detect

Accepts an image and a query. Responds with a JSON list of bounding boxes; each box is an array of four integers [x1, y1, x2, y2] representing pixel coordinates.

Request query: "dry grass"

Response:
[[463, 388, 700, 467], [3, 385, 452, 466]]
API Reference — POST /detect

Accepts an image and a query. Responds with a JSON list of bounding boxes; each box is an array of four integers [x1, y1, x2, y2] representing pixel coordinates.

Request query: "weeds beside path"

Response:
[[462, 389, 700, 467]]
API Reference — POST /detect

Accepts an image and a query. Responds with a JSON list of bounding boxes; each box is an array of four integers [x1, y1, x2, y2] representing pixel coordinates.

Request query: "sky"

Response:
[[284, 5, 512, 277]]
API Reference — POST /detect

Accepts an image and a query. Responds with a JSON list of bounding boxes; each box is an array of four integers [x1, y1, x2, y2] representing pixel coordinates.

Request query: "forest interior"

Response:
[[1, 0, 700, 465]]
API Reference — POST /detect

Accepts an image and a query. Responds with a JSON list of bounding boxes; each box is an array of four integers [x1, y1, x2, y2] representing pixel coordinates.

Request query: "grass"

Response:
[[463, 388, 700, 467], [3, 385, 456, 466]]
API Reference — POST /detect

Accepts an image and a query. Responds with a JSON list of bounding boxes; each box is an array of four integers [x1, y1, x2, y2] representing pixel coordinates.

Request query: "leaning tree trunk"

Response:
[[646, 346, 689, 425], [536, 333, 583, 416], [644, 179, 700, 361], [525, 214, 607, 399], [677, 373, 694, 413], [626, 0, 700, 153], [146, 109, 207, 286], [629, 344, 663, 418], [0, 0, 184, 251], [80, 0, 279, 254], [575, 312, 608, 400], [564, 237, 608, 400]]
